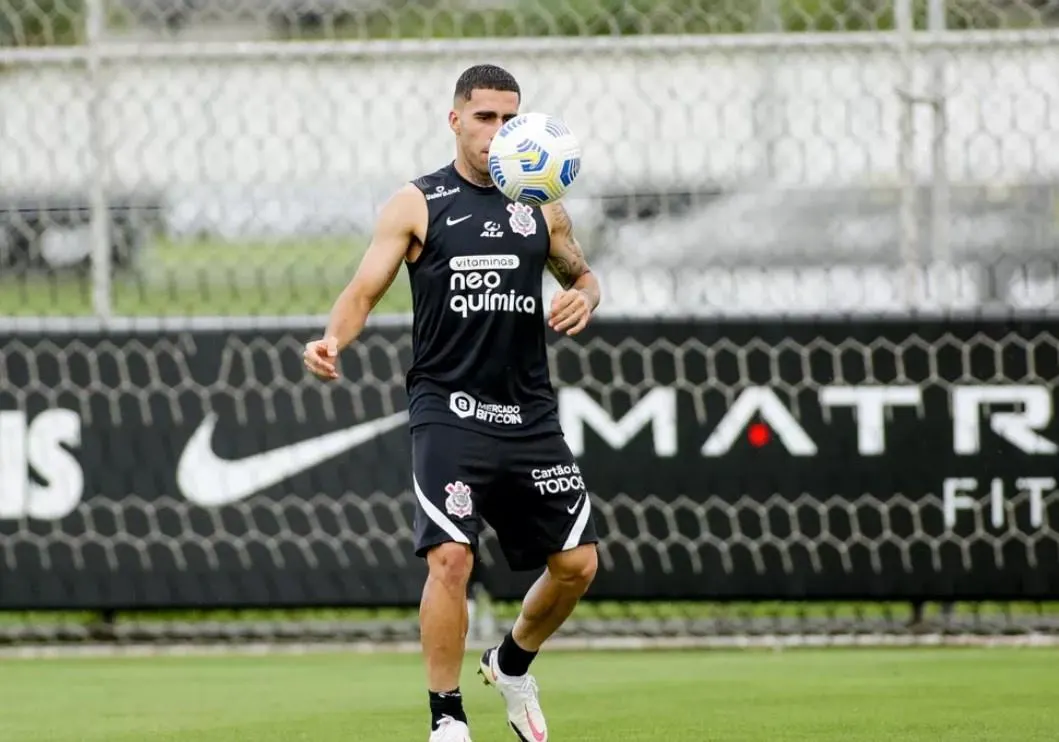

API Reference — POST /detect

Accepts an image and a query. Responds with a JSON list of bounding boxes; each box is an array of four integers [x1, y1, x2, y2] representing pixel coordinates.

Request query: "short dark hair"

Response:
[[453, 64, 520, 103]]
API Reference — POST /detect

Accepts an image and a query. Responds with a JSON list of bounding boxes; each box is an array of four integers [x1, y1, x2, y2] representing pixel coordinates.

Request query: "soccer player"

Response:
[[303, 64, 601, 742]]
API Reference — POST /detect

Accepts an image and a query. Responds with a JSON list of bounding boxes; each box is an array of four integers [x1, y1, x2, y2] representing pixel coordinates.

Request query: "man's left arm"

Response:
[[543, 201, 601, 336]]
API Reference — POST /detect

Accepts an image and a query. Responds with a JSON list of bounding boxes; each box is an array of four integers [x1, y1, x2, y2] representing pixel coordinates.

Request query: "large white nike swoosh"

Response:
[[176, 410, 408, 507]]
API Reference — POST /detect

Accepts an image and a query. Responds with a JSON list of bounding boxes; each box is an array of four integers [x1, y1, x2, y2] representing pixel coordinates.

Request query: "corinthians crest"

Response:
[[444, 481, 473, 519], [506, 202, 537, 238]]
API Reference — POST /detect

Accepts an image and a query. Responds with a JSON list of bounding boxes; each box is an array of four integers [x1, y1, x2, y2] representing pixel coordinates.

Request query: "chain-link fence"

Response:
[[3, 2, 1059, 649], [2, 0, 1058, 319]]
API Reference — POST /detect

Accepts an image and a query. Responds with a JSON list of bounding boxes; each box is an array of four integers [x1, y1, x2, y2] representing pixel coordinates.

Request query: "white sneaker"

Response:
[[429, 715, 472, 742], [478, 647, 548, 742]]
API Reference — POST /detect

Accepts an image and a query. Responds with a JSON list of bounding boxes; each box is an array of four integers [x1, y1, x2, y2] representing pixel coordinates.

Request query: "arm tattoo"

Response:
[[546, 203, 590, 290]]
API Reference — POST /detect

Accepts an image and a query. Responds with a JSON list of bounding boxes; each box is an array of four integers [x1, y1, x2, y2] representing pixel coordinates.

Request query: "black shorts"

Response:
[[411, 423, 598, 571]]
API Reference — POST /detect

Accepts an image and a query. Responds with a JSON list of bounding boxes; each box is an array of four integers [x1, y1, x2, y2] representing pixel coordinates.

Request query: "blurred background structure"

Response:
[[1, 0, 1058, 650], [2, 0, 1058, 318]]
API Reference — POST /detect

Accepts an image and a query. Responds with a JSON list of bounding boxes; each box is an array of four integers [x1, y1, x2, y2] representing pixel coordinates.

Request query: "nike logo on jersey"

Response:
[[446, 214, 472, 226], [176, 411, 408, 507], [566, 493, 585, 514]]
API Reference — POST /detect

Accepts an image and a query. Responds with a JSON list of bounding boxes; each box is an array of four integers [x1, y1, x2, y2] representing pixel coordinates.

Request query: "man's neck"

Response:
[[453, 156, 494, 188]]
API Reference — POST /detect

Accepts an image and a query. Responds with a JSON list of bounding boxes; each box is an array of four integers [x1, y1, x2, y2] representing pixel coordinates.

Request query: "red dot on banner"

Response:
[[747, 423, 771, 447]]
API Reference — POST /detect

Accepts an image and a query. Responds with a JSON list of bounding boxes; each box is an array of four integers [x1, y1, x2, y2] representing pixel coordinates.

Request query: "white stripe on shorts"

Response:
[[414, 474, 471, 546], [562, 492, 592, 551]]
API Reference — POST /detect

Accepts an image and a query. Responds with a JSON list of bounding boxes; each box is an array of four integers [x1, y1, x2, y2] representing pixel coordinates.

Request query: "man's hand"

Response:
[[548, 289, 593, 335], [304, 335, 340, 380]]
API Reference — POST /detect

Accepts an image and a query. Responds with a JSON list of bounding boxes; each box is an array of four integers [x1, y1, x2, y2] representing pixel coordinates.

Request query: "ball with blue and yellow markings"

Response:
[[487, 112, 582, 206]]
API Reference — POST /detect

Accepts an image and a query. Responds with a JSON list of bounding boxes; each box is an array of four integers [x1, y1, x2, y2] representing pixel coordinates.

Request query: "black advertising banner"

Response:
[[1, 317, 1058, 610]]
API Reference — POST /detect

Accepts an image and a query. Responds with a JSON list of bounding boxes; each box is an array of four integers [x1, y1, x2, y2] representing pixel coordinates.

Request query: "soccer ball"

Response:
[[487, 112, 582, 206]]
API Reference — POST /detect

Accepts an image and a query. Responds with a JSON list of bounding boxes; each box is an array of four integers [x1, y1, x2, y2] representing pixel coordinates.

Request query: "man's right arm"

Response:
[[304, 184, 425, 380]]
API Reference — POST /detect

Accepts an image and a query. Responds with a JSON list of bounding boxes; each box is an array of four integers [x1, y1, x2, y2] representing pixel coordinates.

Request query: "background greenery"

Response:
[[2, 0, 1058, 47], [0, 236, 405, 317]]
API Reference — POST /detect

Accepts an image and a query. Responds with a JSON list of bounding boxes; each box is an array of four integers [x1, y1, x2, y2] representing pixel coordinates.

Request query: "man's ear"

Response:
[[448, 109, 460, 135]]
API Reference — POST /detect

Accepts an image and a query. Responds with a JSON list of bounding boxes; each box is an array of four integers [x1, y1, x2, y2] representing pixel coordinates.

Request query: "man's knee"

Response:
[[547, 544, 598, 592], [426, 542, 475, 591]]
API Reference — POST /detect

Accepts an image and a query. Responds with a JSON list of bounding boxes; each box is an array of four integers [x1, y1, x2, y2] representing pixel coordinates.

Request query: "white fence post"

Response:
[[929, 0, 951, 266], [85, 0, 112, 321], [895, 0, 920, 307]]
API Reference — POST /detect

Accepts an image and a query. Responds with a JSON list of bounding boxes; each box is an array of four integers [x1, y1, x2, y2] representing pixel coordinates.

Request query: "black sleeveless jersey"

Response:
[[404, 162, 561, 438]]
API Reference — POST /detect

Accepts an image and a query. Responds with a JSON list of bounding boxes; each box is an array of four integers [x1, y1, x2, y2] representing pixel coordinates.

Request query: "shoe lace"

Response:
[[434, 715, 465, 740], [513, 674, 541, 709]]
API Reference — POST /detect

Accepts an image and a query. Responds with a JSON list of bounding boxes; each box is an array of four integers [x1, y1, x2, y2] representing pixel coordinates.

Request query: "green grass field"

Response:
[[5, 599, 1057, 633], [1, 647, 1057, 741], [0, 237, 412, 317]]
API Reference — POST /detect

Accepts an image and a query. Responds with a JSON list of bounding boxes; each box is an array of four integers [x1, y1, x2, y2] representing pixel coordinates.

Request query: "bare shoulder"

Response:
[[361, 183, 429, 263], [377, 182, 428, 236]]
